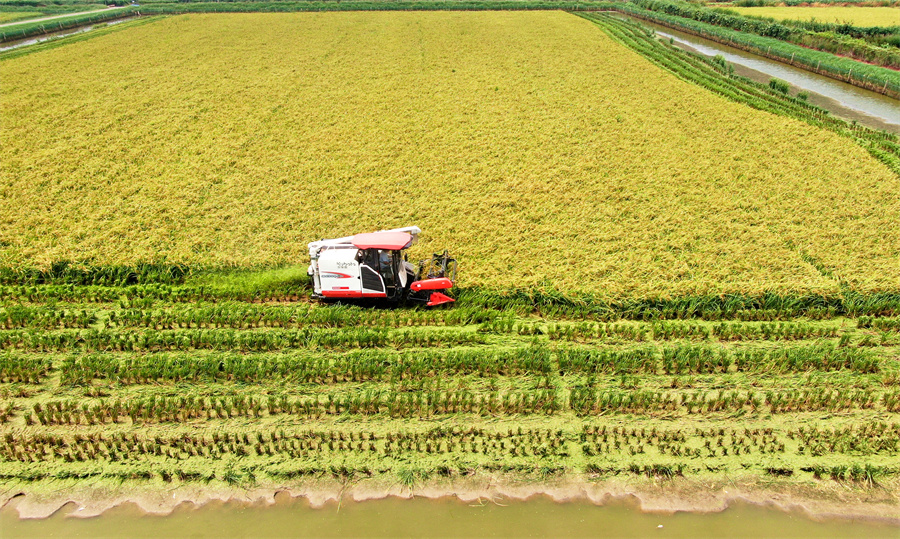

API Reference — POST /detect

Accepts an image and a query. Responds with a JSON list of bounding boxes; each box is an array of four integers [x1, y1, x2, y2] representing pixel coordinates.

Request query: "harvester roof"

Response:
[[351, 231, 414, 250]]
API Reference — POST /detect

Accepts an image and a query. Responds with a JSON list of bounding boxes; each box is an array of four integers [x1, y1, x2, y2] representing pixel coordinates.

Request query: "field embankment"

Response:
[[731, 5, 900, 27], [1, 11, 897, 299]]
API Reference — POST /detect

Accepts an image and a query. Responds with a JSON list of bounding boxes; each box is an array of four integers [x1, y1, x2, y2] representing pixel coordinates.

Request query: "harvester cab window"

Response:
[[379, 250, 396, 292]]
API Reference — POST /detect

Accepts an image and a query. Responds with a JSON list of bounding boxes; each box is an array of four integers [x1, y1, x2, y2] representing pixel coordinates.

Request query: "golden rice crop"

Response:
[[731, 6, 900, 27], [0, 12, 896, 297]]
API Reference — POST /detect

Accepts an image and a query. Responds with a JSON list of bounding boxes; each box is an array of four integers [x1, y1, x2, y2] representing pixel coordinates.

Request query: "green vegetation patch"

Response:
[[0, 284, 897, 494]]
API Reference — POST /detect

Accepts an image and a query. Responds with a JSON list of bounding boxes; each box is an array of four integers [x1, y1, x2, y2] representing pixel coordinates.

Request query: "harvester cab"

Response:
[[307, 226, 457, 306]]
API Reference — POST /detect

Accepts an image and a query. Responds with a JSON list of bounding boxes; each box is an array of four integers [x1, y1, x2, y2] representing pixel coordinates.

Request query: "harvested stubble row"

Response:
[[55, 348, 554, 386], [0, 303, 499, 330], [4, 281, 899, 320], [0, 353, 51, 383], [0, 284, 306, 304], [40, 342, 880, 388], [858, 317, 900, 331], [509, 319, 842, 341], [569, 388, 898, 414], [106, 304, 499, 329], [21, 387, 900, 426], [0, 306, 97, 330], [1, 424, 897, 484], [0, 327, 485, 352], [26, 390, 563, 424], [557, 343, 880, 374]]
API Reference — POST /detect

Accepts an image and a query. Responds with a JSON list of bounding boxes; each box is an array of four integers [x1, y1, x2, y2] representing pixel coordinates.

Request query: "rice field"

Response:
[[731, 6, 900, 27], [1, 12, 897, 298]]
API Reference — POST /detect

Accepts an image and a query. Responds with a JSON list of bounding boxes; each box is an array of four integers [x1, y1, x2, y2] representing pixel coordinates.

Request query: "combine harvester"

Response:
[[307, 226, 457, 306]]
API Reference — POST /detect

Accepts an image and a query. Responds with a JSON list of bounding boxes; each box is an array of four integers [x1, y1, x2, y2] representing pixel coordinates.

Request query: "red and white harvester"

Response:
[[307, 226, 457, 306]]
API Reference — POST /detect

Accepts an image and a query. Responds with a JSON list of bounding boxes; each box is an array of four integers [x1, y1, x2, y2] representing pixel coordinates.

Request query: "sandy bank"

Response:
[[2, 475, 898, 525]]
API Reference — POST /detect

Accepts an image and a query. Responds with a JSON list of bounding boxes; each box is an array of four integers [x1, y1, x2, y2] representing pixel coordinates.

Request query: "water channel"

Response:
[[2, 495, 898, 538], [615, 14, 900, 134]]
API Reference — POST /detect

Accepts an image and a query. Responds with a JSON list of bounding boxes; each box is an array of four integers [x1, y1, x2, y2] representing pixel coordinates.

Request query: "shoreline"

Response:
[[3, 476, 899, 525]]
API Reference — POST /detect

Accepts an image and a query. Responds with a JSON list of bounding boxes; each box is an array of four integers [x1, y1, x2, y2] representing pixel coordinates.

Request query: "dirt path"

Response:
[[0, 7, 127, 28]]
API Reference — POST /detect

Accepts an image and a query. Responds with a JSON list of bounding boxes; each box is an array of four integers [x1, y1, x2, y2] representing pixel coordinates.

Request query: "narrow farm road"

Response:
[[0, 7, 127, 28]]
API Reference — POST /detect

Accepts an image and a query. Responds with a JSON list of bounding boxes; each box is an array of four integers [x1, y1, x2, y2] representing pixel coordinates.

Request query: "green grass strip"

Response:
[[0, 15, 164, 60], [0, 6, 137, 42]]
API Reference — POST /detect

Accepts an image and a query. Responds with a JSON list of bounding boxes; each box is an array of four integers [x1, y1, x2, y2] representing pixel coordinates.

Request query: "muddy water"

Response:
[[614, 14, 900, 133], [2, 495, 898, 539]]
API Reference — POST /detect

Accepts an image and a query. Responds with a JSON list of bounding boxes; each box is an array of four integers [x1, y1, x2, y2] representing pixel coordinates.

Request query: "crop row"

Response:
[[18, 387, 898, 426], [802, 463, 894, 485], [0, 283, 305, 305], [558, 343, 879, 374], [544, 320, 840, 342], [0, 263, 189, 287], [582, 426, 784, 457], [790, 423, 900, 455], [25, 390, 562, 424], [858, 316, 900, 331], [5, 281, 900, 320], [0, 353, 51, 383], [580, 425, 787, 458], [569, 388, 899, 415], [0, 303, 497, 331], [588, 462, 897, 484], [104, 303, 495, 330], [56, 347, 553, 386], [0, 427, 571, 463], [580, 424, 898, 458], [6, 423, 897, 465], [25, 342, 881, 388], [0, 306, 97, 330], [0, 327, 485, 352]]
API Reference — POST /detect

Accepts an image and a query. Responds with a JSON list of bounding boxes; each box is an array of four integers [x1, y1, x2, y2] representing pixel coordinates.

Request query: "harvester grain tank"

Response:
[[307, 226, 457, 306]]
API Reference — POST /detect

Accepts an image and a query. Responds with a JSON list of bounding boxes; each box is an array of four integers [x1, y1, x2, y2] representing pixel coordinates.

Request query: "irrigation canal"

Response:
[[2, 495, 898, 538], [613, 14, 900, 134]]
